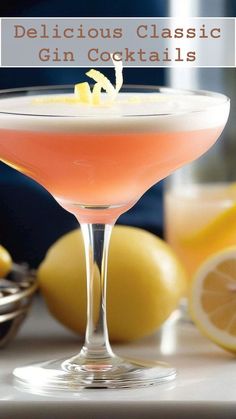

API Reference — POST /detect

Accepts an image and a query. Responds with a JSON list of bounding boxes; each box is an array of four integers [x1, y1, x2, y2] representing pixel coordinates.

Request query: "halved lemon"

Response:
[[190, 247, 236, 352]]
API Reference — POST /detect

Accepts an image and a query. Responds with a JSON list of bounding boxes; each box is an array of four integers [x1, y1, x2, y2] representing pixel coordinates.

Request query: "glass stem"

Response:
[[79, 223, 115, 362]]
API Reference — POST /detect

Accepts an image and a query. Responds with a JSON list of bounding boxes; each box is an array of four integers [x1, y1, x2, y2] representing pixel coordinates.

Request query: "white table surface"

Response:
[[1, 297, 236, 419]]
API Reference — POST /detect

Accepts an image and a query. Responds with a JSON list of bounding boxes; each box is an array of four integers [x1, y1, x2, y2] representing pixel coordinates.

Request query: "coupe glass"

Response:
[[0, 85, 229, 392]]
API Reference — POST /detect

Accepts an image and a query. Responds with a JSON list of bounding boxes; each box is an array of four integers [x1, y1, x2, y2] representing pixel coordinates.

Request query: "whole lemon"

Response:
[[38, 226, 186, 342], [0, 245, 12, 277]]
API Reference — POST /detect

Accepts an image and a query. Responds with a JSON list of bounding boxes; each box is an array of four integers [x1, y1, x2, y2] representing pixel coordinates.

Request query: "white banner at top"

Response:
[[0, 17, 235, 67]]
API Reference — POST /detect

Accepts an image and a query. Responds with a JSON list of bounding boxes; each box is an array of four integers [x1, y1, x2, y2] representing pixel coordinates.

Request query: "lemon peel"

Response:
[[86, 54, 123, 105], [92, 83, 102, 105], [86, 69, 116, 101], [74, 82, 92, 104], [32, 96, 80, 105], [112, 54, 123, 94], [32, 57, 123, 106]]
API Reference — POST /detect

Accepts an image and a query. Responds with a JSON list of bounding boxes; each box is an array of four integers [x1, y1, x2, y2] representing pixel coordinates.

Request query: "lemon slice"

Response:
[[181, 203, 236, 247], [190, 247, 236, 352]]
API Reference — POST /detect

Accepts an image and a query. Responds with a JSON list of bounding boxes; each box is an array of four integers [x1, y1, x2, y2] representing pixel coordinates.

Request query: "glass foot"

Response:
[[13, 355, 176, 393]]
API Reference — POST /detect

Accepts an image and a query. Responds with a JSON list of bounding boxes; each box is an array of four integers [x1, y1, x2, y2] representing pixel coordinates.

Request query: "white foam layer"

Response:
[[0, 91, 230, 133]]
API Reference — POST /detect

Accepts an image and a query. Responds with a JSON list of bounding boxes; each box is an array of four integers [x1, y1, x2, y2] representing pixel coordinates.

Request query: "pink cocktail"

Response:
[[0, 86, 230, 391]]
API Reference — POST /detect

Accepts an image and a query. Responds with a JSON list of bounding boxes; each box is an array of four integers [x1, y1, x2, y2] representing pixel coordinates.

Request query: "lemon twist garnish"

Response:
[[86, 54, 123, 105], [33, 56, 123, 106], [86, 69, 116, 101], [113, 54, 123, 93], [92, 83, 103, 105]]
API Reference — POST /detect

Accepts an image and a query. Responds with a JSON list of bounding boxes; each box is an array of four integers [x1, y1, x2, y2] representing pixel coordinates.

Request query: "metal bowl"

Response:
[[0, 263, 38, 347]]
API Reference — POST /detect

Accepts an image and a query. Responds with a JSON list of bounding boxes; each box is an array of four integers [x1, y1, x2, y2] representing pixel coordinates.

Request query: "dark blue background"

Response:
[[0, 1, 166, 267]]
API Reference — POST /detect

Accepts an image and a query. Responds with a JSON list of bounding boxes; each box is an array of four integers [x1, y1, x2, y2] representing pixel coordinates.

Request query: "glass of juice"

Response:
[[164, 108, 236, 288], [0, 85, 229, 392]]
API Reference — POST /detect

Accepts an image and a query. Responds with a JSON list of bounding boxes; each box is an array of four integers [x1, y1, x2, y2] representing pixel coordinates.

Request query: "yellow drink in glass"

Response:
[[165, 183, 236, 280]]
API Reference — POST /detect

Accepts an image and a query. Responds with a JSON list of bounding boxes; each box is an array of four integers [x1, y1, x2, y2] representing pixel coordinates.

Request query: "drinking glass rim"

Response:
[[0, 84, 230, 118]]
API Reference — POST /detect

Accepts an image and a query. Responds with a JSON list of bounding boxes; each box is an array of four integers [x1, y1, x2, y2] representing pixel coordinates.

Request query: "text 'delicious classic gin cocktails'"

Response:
[[0, 84, 230, 392]]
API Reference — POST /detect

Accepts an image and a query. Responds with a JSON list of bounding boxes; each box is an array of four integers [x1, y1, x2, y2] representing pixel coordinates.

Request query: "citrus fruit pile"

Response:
[[38, 226, 186, 342]]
